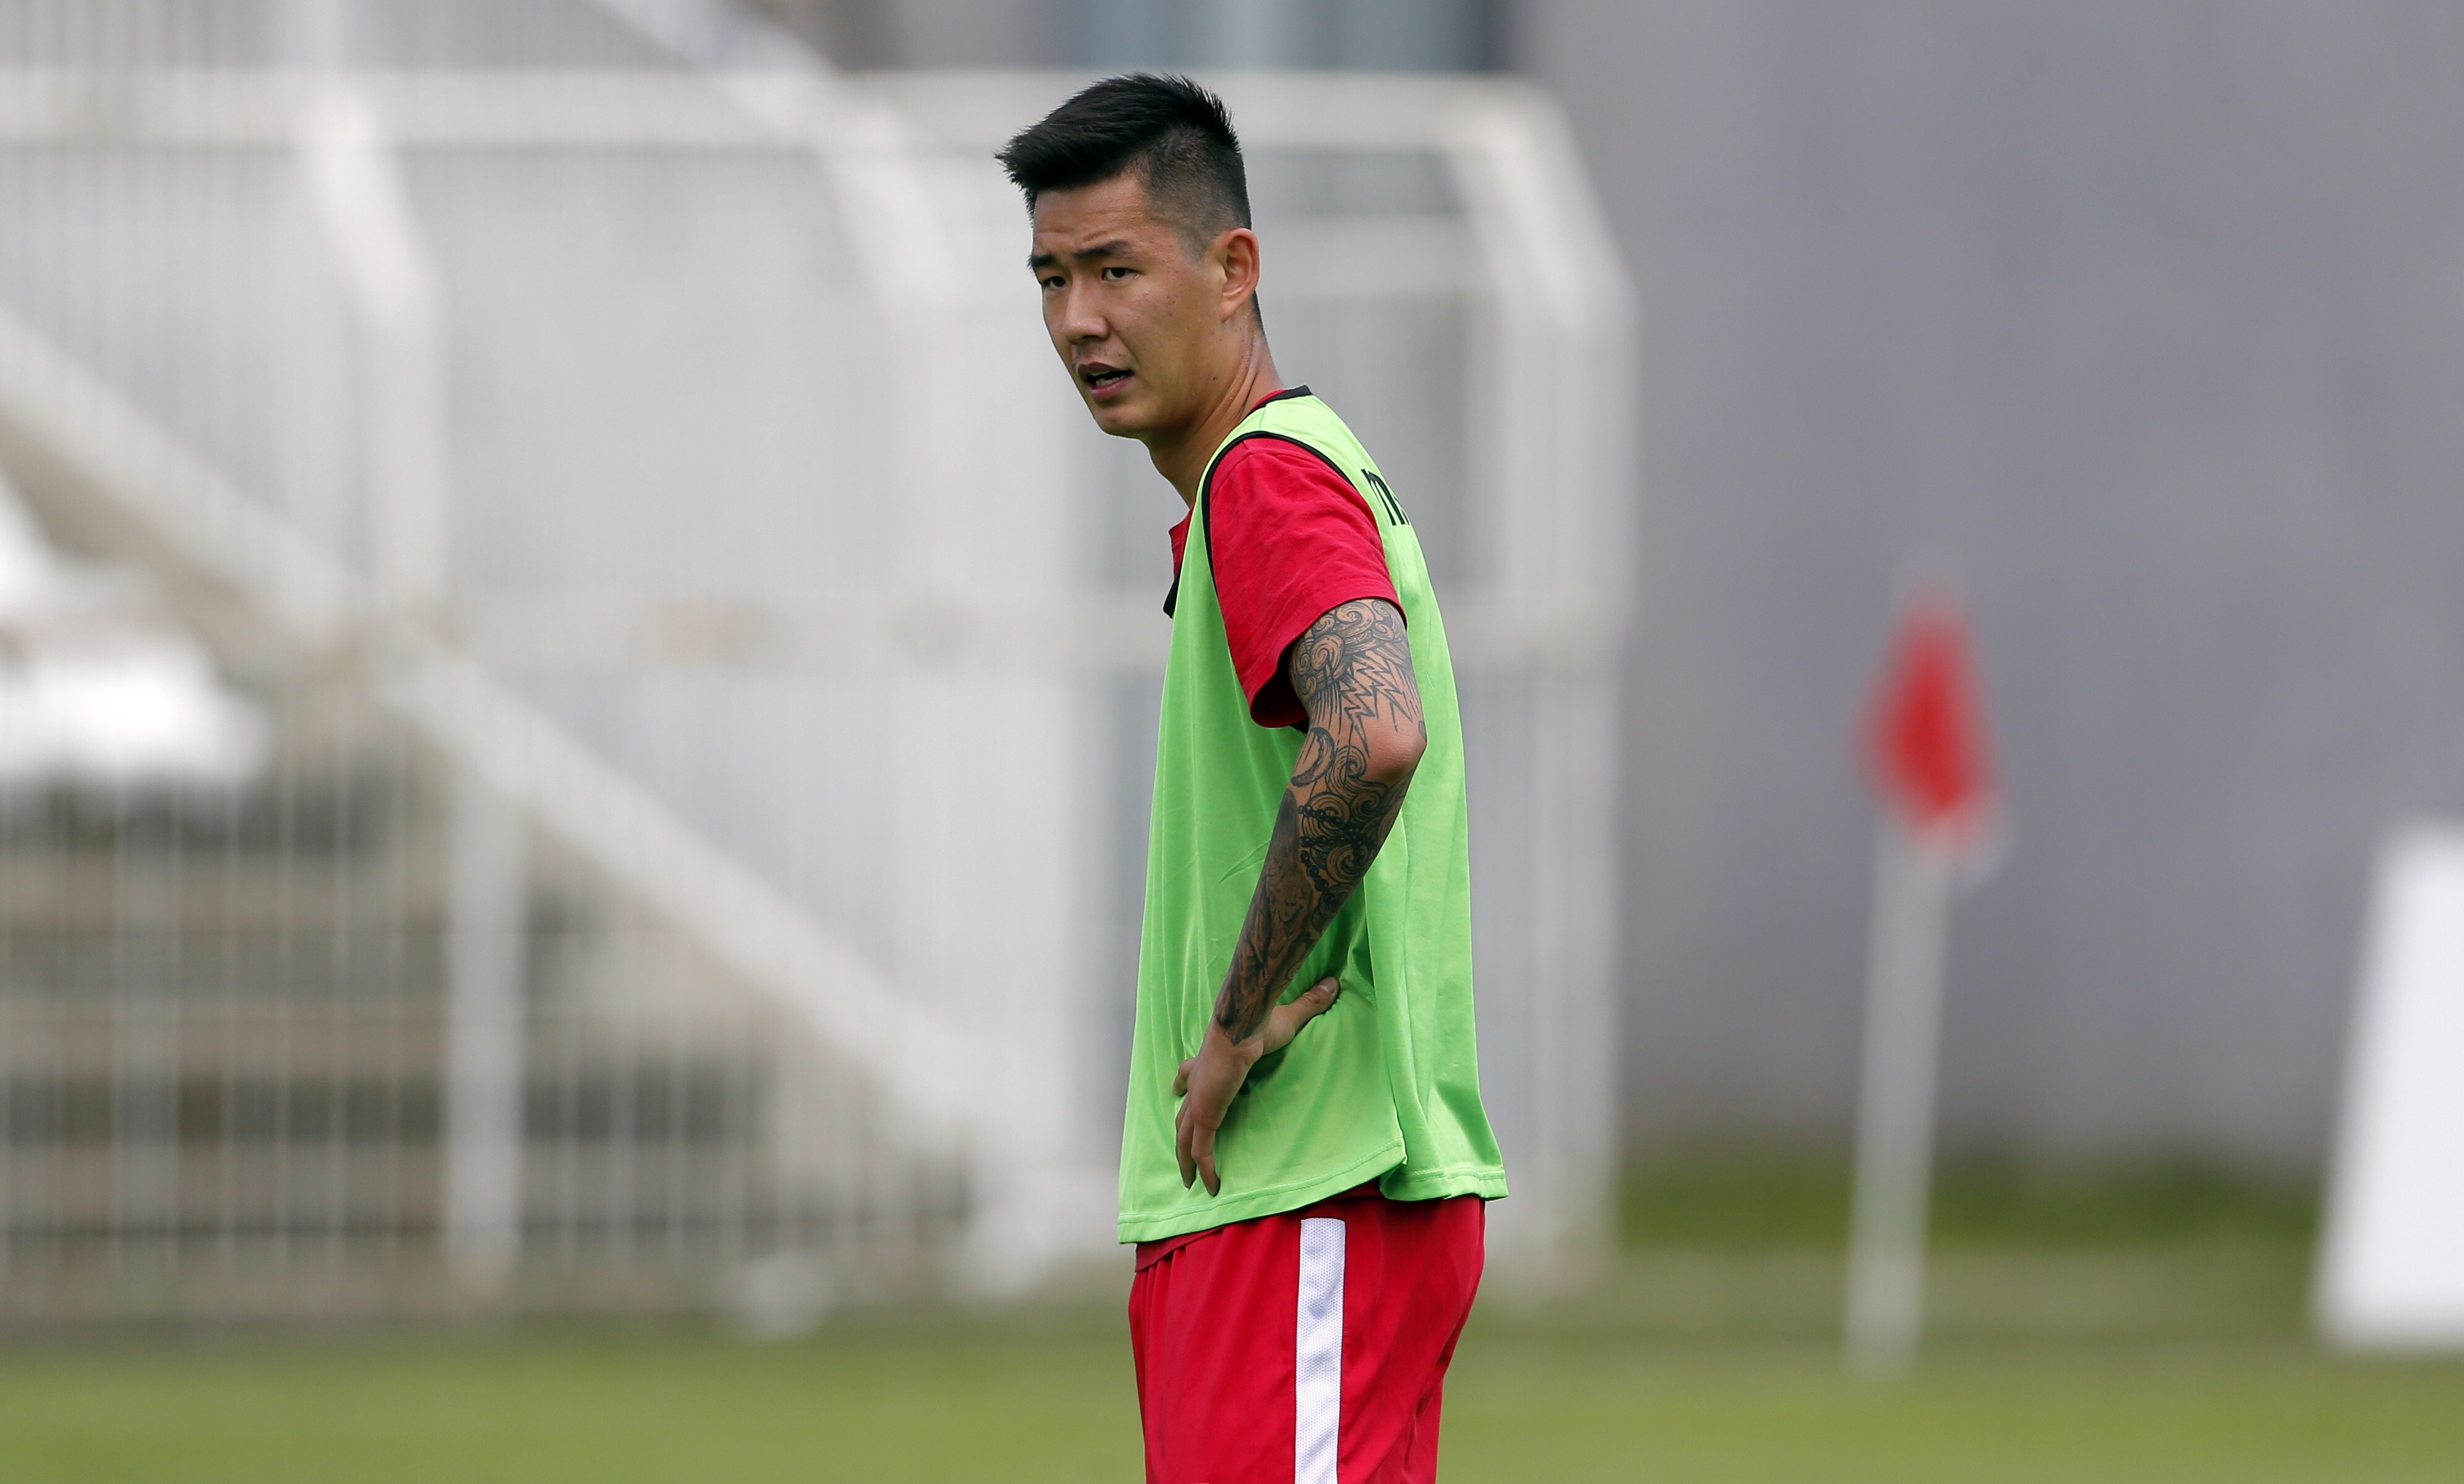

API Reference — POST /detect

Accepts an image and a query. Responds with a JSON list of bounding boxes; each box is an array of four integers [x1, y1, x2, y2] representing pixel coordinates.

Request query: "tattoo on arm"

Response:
[[1213, 598, 1427, 1043]]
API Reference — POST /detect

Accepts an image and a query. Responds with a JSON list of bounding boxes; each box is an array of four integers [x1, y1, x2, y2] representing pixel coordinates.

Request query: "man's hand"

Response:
[[1173, 976, 1342, 1195]]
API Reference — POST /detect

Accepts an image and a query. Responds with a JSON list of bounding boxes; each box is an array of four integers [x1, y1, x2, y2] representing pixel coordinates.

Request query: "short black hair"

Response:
[[996, 73, 1251, 254]]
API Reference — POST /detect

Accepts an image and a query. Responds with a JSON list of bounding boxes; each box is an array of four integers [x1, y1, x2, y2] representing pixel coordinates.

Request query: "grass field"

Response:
[[4, 1321, 2462, 1483], [4, 1160, 2459, 1482]]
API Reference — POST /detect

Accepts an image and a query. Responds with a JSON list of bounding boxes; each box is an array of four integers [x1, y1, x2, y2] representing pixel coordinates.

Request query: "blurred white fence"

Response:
[[0, 2, 1629, 1319]]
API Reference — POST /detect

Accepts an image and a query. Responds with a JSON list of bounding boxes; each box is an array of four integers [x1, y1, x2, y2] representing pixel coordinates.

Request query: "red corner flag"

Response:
[[1866, 586, 1997, 859]]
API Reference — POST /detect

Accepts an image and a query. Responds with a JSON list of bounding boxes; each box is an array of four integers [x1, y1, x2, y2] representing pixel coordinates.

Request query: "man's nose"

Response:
[[1053, 281, 1106, 342]]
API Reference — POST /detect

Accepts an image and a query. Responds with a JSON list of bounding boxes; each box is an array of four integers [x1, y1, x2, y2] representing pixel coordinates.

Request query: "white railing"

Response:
[[0, 292, 993, 1315]]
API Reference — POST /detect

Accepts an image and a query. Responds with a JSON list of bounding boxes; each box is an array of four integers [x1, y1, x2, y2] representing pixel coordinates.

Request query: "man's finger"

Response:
[[1298, 975, 1341, 1017], [1286, 975, 1340, 1021], [1260, 976, 1345, 1057], [1194, 1120, 1220, 1197], [1175, 1101, 1196, 1188], [1173, 1058, 1194, 1098]]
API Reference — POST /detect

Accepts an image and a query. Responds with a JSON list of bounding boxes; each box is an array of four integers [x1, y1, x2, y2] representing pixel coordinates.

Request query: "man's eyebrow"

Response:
[[1027, 240, 1135, 271]]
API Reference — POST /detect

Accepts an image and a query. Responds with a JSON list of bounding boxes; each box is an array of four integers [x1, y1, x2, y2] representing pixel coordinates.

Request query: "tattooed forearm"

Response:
[[1213, 599, 1427, 1043]]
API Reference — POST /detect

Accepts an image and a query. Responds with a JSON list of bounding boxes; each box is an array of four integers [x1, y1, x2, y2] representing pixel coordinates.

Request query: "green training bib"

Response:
[[1119, 390, 1507, 1243]]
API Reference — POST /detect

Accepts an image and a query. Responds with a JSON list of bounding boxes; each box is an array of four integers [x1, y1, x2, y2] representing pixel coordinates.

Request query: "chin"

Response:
[[1088, 398, 1155, 440]]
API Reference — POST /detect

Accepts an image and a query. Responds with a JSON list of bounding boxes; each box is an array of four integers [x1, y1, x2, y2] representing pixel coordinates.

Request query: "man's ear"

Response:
[[1216, 227, 1262, 324]]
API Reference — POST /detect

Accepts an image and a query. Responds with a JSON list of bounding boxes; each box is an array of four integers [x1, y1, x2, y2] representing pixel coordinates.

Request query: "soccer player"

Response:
[[1000, 75, 1506, 1483]]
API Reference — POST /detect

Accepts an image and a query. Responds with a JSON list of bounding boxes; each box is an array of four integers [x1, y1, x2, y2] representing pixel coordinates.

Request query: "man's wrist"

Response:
[[1202, 1014, 1268, 1064]]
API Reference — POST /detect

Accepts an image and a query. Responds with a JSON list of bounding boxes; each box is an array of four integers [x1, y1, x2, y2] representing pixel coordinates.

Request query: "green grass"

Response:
[[1576, 1148, 2325, 1350], [1592, 1152, 2326, 1345], [1442, 1341, 2464, 1483], [0, 1320, 1142, 1484], [2, 1160, 2453, 1482], [1620, 1150, 2317, 1251], [0, 1322, 2459, 1483]]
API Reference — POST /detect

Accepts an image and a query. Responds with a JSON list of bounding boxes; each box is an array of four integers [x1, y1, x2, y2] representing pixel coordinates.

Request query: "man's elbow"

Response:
[[1361, 728, 1426, 787]]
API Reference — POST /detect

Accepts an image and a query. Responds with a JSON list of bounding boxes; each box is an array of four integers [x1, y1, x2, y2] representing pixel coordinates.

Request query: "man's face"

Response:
[[1030, 173, 1230, 441]]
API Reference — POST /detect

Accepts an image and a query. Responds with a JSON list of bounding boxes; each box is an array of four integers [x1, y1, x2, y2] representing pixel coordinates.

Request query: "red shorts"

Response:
[[1128, 1187, 1486, 1484]]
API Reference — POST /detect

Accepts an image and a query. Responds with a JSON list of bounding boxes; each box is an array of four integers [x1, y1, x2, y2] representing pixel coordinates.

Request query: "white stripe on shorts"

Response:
[[1295, 1216, 1347, 1484]]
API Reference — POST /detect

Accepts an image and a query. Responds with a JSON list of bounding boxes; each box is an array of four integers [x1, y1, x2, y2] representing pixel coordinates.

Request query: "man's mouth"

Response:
[[1082, 365, 1132, 396]]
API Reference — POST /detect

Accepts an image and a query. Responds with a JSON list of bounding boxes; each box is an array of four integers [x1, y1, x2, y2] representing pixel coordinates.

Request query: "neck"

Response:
[[1150, 330, 1281, 508]]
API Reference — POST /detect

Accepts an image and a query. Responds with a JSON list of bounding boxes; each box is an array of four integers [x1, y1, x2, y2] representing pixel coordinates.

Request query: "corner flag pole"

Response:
[[1845, 574, 1998, 1375], [1845, 821, 1951, 1371]]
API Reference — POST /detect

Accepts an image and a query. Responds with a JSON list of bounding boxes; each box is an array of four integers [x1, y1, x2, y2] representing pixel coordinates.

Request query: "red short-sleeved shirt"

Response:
[[1165, 389, 1400, 729]]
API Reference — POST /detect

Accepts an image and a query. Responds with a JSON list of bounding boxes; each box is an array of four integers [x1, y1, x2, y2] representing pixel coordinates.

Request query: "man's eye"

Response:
[[1040, 275, 1064, 289], [1102, 266, 1134, 281]]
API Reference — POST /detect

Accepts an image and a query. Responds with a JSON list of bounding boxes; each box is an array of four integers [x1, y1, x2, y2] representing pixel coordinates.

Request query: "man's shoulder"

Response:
[[1207, 433, 1366, 521]]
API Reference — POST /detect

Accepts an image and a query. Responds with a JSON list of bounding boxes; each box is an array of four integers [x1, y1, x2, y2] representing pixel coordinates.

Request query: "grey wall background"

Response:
[[750, 0, 1497, 69], [1519, 1, 2464, 1169], [768, 0, 2464, 1171]]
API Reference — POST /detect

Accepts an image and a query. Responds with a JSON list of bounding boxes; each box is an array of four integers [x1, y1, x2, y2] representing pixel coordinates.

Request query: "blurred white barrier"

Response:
[[0, 287, 985, 1314], [0, 1, 1629, 1317], [2319, 825, 2464, 1349]]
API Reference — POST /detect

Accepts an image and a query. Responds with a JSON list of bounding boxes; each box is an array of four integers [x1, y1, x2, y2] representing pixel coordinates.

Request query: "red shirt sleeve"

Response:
[[1204, 436, 1400, 728]]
